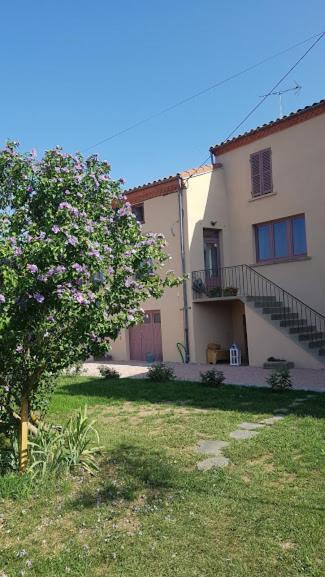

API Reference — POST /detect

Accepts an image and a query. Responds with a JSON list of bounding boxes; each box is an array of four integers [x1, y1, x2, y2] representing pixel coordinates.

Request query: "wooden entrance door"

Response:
[[129, 310, 163, 362], [203, 229, 220, 290]]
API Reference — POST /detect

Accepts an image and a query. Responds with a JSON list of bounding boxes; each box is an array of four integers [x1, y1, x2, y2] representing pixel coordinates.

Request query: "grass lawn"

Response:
[[1, 376, 325, 576]]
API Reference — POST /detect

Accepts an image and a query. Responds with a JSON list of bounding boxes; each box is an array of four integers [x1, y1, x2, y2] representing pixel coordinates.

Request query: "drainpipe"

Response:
[[177, 175, 190, 363]]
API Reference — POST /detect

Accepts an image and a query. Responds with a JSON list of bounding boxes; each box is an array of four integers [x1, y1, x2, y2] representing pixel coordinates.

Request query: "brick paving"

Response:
[[83, 360, 325, 392]]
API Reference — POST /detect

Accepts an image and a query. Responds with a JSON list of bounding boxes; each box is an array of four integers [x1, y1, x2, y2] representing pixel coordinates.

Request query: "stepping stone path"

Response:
[[196, 396, 310, 472], [260, 416, 284, 425], [229, 429, 258, 440], [239, 422, 265, 430], [197, 456, 230, 471], [197, 440, 229, 454]]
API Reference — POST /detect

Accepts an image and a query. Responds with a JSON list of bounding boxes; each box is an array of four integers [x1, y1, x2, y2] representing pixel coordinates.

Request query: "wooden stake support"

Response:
[[19, 397, 29, 473]]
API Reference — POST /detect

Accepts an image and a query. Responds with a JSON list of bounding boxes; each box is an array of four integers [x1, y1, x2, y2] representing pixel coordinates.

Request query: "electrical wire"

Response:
[[183, 30, 325, 183], [83, 30, 324, 153]]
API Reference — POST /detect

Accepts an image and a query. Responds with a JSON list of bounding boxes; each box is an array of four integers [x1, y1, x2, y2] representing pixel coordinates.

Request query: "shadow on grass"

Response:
[[56, 377, 325, 418], [70, 443, 176, 510]]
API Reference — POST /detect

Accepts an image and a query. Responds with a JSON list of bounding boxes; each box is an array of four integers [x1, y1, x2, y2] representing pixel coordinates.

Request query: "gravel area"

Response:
[[82, 360, 325, 392]]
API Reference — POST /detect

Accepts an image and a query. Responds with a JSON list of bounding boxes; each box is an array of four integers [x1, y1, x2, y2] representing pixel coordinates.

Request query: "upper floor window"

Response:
[[250, 148, 273, 197], [255, 215, 307, 263], [132, 203, 144, 223]]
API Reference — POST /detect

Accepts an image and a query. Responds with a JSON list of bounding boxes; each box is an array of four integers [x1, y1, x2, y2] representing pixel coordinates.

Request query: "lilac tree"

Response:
[[0, 142, 178, 471]]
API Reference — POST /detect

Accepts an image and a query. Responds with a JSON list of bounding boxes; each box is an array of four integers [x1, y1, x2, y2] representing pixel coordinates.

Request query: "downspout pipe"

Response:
[[177, 175, 190, 363]]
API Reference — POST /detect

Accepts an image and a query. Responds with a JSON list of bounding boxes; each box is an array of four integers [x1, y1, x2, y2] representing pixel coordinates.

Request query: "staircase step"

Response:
[[298, 332, 323, 341], [247, 295, 277, 302], [254, 300, 282, 308], [289, 325, 316, 334], [271, 312, 299, 321], [280, 319, 308, 328], [262, 306, 291, 314], [309, 339, 325, 349]]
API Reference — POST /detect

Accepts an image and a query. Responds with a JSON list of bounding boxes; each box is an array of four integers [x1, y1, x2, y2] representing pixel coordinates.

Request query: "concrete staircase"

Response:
[[246, 295, 325, 361], [192, 264, 325, 364]]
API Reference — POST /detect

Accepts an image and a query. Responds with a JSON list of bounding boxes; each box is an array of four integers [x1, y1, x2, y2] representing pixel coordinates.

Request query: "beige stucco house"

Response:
[[111, 100, 325, 369]]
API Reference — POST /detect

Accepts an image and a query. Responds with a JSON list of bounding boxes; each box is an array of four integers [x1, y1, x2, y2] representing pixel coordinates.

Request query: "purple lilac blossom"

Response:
[[52, 225, 60, 234], [0, 294, 5, 303], [88, 249, 101, 259], [16, 345, 24, 353], [27, 264, 38, 274], [66, 236, 78, 247], [73, 292, 86, 304], [72, 263, 83, 272], [14, 247, 23, 256], [33, 293, 45, 303]]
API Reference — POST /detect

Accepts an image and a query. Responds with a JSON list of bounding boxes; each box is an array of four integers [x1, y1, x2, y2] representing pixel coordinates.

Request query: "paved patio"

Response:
[[83, 360, 325, 392]]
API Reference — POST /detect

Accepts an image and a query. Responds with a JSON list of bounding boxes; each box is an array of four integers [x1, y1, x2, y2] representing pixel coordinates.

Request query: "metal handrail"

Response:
[[191, 264, 325, 350]]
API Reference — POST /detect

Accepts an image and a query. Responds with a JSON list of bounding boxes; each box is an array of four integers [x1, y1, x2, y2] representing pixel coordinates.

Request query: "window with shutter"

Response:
[[250, 148, 273, 197]]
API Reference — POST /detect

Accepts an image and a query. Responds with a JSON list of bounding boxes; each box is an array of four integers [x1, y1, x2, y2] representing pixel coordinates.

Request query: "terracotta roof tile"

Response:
[[210, 99, 325, 155], [125, 164, 214, 204]]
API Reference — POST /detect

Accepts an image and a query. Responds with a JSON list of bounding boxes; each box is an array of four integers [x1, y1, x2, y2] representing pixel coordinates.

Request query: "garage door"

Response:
[[129, 310, 163, 362]]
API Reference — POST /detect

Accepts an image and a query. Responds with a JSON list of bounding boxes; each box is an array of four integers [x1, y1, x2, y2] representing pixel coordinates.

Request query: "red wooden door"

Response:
[[129, 310, 163, 361]]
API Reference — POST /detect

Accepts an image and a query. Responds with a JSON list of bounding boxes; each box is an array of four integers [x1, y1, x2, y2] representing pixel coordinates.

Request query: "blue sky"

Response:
[[1, 0, 324, 187]]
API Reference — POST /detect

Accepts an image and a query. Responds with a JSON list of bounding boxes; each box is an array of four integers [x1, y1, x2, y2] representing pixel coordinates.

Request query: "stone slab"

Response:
[[229, 430, 258, 440], [259, 416, 285, 425], [197, 456, 230, 471], [197, 440, 229, 455], [239, 422, 265, 430]]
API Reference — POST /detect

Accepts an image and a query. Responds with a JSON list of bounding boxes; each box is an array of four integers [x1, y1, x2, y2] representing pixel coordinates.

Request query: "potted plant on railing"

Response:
[[192, 277, 206, 295], [223, 286, 238, 297], [207, 287, 222, 298]]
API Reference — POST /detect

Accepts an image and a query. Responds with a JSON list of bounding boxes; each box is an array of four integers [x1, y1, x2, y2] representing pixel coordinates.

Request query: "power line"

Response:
[[83, 30, 324, 153], [183, 30, 325, 183]]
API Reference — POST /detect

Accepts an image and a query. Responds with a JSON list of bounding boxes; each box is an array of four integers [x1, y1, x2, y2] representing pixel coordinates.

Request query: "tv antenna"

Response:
[[260, 81, 302, 118]]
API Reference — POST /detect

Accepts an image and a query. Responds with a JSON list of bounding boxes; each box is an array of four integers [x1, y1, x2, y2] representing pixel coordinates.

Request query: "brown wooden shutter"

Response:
[[250, 152, 261, 196], [261, 148, 272, 194], [250, 148, 272, 196]]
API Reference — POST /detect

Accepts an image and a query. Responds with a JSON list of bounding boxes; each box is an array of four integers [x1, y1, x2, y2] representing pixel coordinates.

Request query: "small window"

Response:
[[250, 148, 273, 197], [255, 215, 307, 263], [153, 312, 161, 324], [132, 204, 144, 223]]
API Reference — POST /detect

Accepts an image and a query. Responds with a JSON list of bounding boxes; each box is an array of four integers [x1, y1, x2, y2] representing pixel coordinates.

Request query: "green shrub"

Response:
[[207, 287, 222, 298], [99, 366, 120, 379], [266, 368, 292, 392], [28, 406, 102, 478], [0, 434, 19, 474], [147, 363, 175, 382], [200, 369, 225, 387], [223, 286, 238, 296]]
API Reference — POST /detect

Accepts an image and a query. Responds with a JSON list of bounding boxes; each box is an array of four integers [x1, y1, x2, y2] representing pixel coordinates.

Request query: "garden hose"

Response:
[[176, 342, 187, 363]]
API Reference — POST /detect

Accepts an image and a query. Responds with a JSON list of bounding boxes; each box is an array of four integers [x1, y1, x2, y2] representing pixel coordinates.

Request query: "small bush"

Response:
[[28, 406, 102, 478], [147, 363, 175, 382], [99, 365, 120, 379], [266, 368, 292, 392], [200, 369, 225, 387]]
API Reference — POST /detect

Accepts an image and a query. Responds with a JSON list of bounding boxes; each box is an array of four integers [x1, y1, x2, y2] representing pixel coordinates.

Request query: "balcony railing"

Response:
[[192, 264, 325, 351]]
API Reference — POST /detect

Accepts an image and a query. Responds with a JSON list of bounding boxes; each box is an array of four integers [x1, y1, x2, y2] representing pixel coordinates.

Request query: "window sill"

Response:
[[253, 255, 311, 267], [248, 191, 277, 202]]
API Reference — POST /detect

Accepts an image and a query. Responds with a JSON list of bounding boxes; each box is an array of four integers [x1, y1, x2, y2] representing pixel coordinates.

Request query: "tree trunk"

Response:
[[19, 396, 29, 472]]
